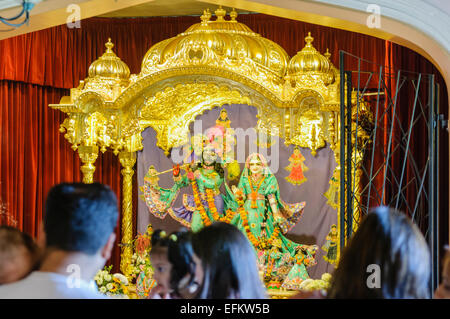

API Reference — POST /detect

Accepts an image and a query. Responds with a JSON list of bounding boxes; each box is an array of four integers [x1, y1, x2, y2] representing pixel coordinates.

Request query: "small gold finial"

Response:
[[201, 8, 211, 23], [215, 5, 226, 21], [305, 32, 314, 46], [324, 48, 331, 59], [230, 8, 238, 21], [105, 38, 114, 52]]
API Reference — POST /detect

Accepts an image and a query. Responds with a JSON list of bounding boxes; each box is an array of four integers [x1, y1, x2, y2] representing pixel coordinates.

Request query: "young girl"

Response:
[[149, 229, 203, 299], [148, 230, 175, 299]]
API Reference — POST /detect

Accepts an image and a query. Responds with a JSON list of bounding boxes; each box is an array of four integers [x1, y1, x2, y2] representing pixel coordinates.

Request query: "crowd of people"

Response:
[[0, 182, 449, 299]]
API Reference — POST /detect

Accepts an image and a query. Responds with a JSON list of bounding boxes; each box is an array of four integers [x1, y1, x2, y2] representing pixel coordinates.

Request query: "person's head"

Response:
[[327, 206, 430, 299], [220, 109, 228, 120], [434, 248, 450, 299], [197, 146, 224, 178], [0, 226, 39, 284], [150, 230, 174, 296], [43, 183, 118, 268], [167, 230, 203, 299], [330, 224, 337, 234], [192, 222, 267, 299], [246, 153, 267, 176], [202, 145, 218, 166]]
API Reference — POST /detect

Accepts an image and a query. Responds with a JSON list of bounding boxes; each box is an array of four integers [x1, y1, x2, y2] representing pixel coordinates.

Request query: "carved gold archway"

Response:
[[50, 7, 368, 278]]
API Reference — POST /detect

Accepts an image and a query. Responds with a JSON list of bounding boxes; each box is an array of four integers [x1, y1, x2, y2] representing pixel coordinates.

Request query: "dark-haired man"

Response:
[[0, 183, 118, 298]]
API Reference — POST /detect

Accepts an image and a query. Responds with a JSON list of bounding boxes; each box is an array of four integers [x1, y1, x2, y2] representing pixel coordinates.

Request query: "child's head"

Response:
[[167, 230, 203, 299], [0, 226, 39, 284], [150, 229, 203, 299], [150, 230, 173, 296]]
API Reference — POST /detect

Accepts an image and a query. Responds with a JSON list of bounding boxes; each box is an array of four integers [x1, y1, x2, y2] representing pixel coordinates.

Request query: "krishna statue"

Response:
[[141, 109, 239, 232]]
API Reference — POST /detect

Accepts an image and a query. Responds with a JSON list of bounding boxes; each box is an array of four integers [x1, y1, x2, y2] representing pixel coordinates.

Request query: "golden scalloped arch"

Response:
[[49, 12, 370, 286]]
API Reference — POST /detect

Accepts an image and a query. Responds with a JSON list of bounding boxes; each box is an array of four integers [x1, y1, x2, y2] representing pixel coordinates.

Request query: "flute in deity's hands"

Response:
[[148, 163, 190, 177]]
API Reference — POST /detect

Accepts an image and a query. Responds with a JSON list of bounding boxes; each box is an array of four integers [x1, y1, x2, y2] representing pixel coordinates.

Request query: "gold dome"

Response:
[[288, 33, 335, 85], [141, 7, 289, 77], [88, 38, 130, 83]]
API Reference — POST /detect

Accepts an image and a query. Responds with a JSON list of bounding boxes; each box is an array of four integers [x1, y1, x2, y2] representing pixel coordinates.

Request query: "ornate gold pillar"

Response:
[[118, 151, 136, 276], [78, 145, 99, 184]]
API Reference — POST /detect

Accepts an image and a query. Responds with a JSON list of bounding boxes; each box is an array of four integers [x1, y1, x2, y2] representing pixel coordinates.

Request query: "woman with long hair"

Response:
[[327, 206, 431, 299], [192, 222, 267, 299]]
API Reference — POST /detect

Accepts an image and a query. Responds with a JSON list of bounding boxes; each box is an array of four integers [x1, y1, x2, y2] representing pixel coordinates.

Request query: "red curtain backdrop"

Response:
[[0, 14, 447, 271]]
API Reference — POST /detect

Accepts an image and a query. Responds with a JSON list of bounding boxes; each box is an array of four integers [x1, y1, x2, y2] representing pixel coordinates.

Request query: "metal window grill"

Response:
[[339, 50, 443, 294]]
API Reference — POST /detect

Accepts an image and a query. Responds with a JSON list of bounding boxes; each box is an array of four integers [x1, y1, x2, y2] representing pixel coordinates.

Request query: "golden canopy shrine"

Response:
[[50, 8, 370, 297]]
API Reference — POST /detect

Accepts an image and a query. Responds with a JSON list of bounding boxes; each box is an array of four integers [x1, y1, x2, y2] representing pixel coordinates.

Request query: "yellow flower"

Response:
[[110, 283, 118, 292]]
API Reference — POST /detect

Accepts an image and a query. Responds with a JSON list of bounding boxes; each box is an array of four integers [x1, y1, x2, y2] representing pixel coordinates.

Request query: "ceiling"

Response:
[[99, 0, 252, 18]]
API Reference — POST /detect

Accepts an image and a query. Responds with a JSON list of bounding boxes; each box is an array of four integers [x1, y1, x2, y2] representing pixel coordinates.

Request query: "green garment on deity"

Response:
[[168, 167, 238, 232], [230, 173, 300, 260], [281, 263, 310, 290]]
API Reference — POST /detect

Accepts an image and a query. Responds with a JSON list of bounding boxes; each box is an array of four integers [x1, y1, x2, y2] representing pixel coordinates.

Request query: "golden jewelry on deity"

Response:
[[239, 204, 280, 250]]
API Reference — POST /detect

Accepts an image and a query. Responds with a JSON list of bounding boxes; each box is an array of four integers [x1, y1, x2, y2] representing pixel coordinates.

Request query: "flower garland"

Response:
[[267, 227, 280, 247], [219, 209, 236, 223], [191, 178, 212, 227], [239, 205, 260, 247], [238, 204, 281, 250], [265, 254, 275, 280], [205, 188, 220, 221], [248, 175, 266, 209]]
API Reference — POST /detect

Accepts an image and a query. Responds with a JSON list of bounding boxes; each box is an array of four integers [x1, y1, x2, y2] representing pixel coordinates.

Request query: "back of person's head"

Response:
[[192, 222, 267, 299], [0, 226, 39, 284], [327, 206, 430, 299], [44, 183, 118, 255], [434, 247, 450, 299]]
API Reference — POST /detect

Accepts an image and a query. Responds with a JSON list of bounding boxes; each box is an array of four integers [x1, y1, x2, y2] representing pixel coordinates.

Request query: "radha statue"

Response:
[[230, 153, 316, 284]]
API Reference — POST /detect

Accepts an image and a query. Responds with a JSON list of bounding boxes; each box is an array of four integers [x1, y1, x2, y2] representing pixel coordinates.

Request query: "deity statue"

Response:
[[285, 147, 308, 186], [322, 224, 338, 265], [216, 108, 231, 128], [262, 237, 292, 287], [282, 245, 318, 290], [324, 167, 339, 210], [230, 153, 314, 283], [142, 144, 237, 231], [133, 225, 157, 298]]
